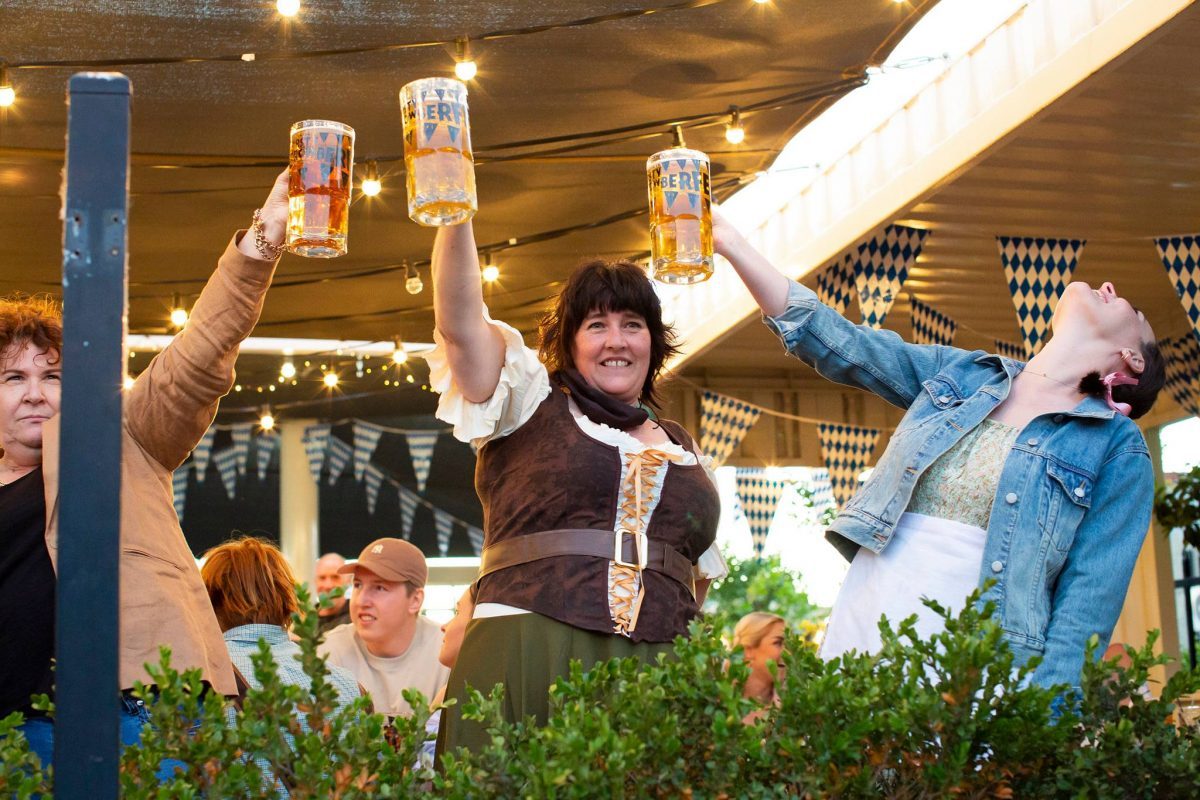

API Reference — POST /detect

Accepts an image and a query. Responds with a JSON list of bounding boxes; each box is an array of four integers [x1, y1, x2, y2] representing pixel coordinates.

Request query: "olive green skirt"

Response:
[[435, 612, 674, 760]]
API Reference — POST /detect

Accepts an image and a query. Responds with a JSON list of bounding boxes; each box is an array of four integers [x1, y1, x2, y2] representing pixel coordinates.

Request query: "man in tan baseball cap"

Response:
[[318, 538, 449, 717]]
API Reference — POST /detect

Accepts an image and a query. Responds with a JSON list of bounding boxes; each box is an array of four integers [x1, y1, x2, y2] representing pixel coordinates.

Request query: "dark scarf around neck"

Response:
[[554, 369, 651, 431]]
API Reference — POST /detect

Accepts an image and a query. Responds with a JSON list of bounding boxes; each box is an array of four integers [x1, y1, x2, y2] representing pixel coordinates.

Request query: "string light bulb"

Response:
[[276, 0, 301, 18], [280, 358, 297, 379], [724, 106, 745, 145], [0, 64, 14, 108], [123, 375, 135, 391], [391, 338, 408, 365], [454, 38, 477, 81], [169, 293, 189, 328], [259, 407, 276, 431], [323, 370, 339, 388], [481, 253, 500, 283], [404, 261, 424, 294], [672, 124, 686, 149], [361, 160, 381, 197]]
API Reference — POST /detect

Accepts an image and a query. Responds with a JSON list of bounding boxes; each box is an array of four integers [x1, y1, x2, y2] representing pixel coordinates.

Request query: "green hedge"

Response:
[[5, 586, 1200, 798]]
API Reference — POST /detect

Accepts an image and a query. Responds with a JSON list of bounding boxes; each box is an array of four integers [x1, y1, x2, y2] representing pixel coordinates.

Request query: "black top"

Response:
[[0, 468, 55, 717]]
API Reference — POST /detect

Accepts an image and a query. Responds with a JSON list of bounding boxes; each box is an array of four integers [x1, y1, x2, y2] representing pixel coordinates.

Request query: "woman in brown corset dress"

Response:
[[426, 220, 726, 756]]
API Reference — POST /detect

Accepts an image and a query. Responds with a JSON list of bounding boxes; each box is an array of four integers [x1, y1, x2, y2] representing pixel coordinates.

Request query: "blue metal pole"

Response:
[[54, 72, 130, 800]]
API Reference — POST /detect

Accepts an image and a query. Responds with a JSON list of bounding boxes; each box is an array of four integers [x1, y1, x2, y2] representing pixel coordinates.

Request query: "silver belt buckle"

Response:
[[613, 527, 647, 571]]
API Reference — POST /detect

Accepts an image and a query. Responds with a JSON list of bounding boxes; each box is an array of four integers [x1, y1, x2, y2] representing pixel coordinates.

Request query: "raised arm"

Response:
[[431, 221, 506, 403]]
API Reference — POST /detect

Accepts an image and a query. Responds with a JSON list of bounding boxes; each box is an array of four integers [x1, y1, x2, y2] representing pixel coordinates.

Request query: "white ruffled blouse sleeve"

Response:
[[422, 311, 551, 448]]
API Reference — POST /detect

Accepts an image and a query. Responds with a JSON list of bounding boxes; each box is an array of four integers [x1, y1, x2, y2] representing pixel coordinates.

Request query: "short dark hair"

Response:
[[537, 258, 680, 406], [1079, 339, 1165, 420], [0, 294, 62, 365]]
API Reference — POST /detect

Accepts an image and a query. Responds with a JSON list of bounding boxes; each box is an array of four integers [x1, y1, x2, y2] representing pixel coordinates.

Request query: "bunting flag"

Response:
[[212, 447, 239, 500], [230, 423, 253, 476], [326, 436, 353, 486], [817, 423, 880, 508], [853, 224, 929, 329], [398, 486, 418, 540], [1162, 334, 1200, 417], [172, 468, 189, 521], [353, 421, 385, 482], [816, 253, 856, 315], [797, 467, 835, 515], [467, 526, 485, 556], [255, 432, 277, 481], [191, 427, 217, 483], [363, 463, 385, 514], [1155, 236, 1200, 340], [302, 424, 331, 484], [735, 469, 787, 557], [434, 509, 454, 556], [699, 390, 762, 467], [994, 339, 1028, 361], [405, 431, 439, 493], [997, 236, 1084, 356], [909, 295, 957, 346]]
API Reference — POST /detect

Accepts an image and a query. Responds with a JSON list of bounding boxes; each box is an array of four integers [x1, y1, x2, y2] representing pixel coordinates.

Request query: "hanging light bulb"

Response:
[[0, 64, 14, 108], [480, 252, 500, 283], [672, 124, 686, 149], [276, 0, 301, 18], [454, 37, 477, 81], [355, 357, 365, 378], [361, 159, 382, 197], [724, 106, 745, 145], [260, 407, 276, 431], [323, 370, 339, 388], [169, 293, 189, 328], [404, 261, 424, 294], [391, 338, 408, 365], [123, 375, 135, 391], [280, 358, 297, 379]]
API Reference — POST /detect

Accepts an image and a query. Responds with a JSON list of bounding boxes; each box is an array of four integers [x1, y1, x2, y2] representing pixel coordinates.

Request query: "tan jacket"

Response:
[[42, 234, 276, 695]]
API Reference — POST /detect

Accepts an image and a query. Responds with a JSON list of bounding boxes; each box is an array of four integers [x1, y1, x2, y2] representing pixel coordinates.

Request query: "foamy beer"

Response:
[[400, 77, 477, 226], [287, 119, 354, 257], [646, 147, 713, 284]]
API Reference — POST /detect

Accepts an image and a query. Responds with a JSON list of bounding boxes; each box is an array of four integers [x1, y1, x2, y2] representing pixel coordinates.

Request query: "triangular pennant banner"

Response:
[[230, 423, 253, 476], [909, 295, 957, 346], [997, 236, 1084, 356], [1162, 334, 1200, 417], [353, 421, 385, 482], [994, 339, 1028, 361], [255, 432, 278, 481], [405, 431, 439, 493], [816, 253, 856, 315], [326, 436, 353, 486], [364, 463, 385, 515], [467, 526, 485, 556], [797, 467, 835, 516], [212, 447, 239, 501], [699, 390, 762, 468], [302, 424, 331, 484], [434, 510, 454, 556], [817, 423, 881, 508], [853, 224, 929, 329], [398, 486, 418, 540], [735, 468, 787, 557], [1155, 236, 1200, 341], [172, 468, 189, 522], [191, 427, 217, 484]]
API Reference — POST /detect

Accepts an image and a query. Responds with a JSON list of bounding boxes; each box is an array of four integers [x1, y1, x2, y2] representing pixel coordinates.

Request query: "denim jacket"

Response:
[[764, 280, 1153, 690]]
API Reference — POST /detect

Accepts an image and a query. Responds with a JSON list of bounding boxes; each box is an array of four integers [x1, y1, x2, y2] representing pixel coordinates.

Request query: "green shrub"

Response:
[[1156, 464, 1200, 549], [703, 551, 825, 640]]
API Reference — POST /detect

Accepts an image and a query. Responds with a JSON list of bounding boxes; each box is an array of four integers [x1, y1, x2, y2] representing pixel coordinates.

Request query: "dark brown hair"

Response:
[[0, 294, 62, 365], [537, 258, 680, 406], [1078, 339, 1166, 420], [201, 535, 299, 631]]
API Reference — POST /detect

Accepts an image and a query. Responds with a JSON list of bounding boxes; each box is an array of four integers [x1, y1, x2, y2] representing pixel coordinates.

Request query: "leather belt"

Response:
[[478, 528, 696, 597]]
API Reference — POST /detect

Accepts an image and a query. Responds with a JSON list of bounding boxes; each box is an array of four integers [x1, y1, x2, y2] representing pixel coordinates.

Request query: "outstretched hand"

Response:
[[237, 169, 289, 260], [711, 203, 746, 261]]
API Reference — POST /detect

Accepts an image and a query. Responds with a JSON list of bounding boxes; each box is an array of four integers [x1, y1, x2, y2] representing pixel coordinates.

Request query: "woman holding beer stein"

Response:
[[426, 219, 726, 755], [710, 208, 1165, 697], [2, 171, 291, 770]]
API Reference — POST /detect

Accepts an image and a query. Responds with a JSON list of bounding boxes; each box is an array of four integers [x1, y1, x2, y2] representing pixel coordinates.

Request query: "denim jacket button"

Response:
[[937, 395, 950, 404], [1005, 492, 1018, 504], [1073, 486, 1086, 498], [1053, 414, 1065, 423], [991, 560, 1004, 573], [1027, 437, 1039, 447]]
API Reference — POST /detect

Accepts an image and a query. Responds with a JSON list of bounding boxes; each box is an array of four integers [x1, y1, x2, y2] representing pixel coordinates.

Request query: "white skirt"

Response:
[[819, 512, 986, 660]]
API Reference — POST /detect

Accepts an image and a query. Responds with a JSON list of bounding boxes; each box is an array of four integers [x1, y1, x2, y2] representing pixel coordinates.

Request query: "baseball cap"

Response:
[[338, 537, 427, 587]]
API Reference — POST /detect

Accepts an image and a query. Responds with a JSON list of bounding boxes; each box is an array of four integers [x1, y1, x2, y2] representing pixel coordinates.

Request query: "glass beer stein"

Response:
[[646, 147, 713, 284], [400, 77, 477, 227], [287, 119, 355, 257]]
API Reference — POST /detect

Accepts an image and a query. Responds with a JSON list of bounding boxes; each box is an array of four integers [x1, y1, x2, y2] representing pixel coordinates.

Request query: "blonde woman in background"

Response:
[[733, 612, 786, 721]]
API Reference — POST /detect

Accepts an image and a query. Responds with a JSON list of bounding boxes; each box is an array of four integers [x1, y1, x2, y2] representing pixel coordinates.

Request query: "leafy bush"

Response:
[[1156, 464, 1200, 549]]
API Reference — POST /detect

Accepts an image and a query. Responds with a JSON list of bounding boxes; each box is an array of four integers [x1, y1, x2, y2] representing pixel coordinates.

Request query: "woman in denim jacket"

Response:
[[714, 212, 1166, 693]]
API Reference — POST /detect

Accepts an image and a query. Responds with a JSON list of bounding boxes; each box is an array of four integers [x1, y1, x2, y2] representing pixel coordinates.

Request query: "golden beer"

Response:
[[287, 120, 354, 258], [646, 147, 713, 284], [400, 77, 477, 227]]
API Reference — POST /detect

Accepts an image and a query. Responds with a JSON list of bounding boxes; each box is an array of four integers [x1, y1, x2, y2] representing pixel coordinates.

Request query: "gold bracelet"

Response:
[[252, 209, 285, 260]]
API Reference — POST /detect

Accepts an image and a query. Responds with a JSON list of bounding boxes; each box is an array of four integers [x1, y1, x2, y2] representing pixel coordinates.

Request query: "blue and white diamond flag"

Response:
[[364, 463, 385, 515], [735, 468, 787, 557], [467, 525, 485, 556], [191, 426, 217, 483], [997, 236, 1084, 356], [994, 339, 1028, 361], [326, 436, 353, 486], [797, 467, 834, 516], [353, 421, 385, 482], [699, 391, 761, 468], [302, 424, 331, 484], [909, 295, 957, 346], [816, 253, 856, 315], [255, 432, 277, 481], [398, 486, 418, 540], [212, 446, 239, 501], [405, 431, 439, 493], [853, 225, 929, 329], [817, 423, 880, 508], [1155, 237, 1200, 340], [434, 509, 454, 556], [1162, 334, 1200, 417], [230, 423, 253, 476], [172, 468, 189, 521]]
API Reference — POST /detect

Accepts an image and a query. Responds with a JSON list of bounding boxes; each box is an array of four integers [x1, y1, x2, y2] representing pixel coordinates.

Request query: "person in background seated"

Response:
[[420, 586, 477, 768], [319, 538, 449, 718], [732, 611, 786, 722], [315, 552, 352, 634]]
